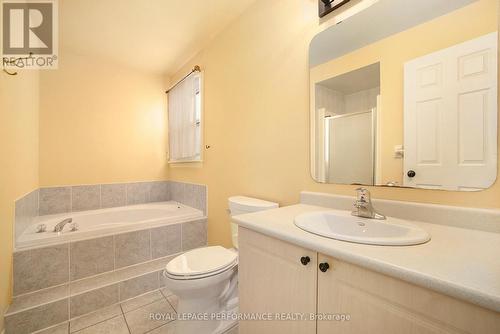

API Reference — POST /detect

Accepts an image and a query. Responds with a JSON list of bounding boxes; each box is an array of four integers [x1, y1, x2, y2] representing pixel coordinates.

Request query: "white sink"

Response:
[[294, 210, 430, 246]]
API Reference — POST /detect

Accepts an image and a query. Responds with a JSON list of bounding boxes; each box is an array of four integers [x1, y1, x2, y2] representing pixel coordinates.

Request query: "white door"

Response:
[[404, 32, 497, 190]]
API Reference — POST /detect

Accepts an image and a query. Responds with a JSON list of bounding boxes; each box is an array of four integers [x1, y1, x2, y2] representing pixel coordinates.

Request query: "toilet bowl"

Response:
[[163, 196, 278, 334]]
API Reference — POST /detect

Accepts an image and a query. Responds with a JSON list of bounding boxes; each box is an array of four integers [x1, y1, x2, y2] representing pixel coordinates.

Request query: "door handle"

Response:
[[407, 170, 416, 178], [300, 256, 311, 266]]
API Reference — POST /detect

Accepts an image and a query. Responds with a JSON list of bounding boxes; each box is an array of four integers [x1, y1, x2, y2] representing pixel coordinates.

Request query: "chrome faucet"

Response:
[[53, 218, 73, 232], [352, 188, 386, 220]]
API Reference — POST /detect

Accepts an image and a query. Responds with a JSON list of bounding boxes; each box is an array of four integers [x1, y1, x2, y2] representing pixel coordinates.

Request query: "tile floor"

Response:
[[34, 288, 238, 334]]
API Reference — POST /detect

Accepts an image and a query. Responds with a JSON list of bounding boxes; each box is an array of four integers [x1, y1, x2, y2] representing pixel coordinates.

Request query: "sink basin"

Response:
[[294, 211, 430, 246]]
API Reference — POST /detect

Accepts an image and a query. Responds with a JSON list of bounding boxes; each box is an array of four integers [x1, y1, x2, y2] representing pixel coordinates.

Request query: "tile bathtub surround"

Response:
[[71, 185, 101, 212], [7, 287, 238, 334], [13, 244, 70, 296], [150, 182, 171, 202], [181, 219, 208, 251], [101, 183, 127, 208], [126, 182, 152, 205], [15, 181, 207, 242], [7, 233, 204, 333], [114, 230, 152, 268], [150, 224, 182, 259], [14, 189, 39, 240], [5, 299, 69, 334], [12, 219, 208, 295], [39, 181, 171, 216], [39, 187, 72, 216], [35, 180, 206, 215], [70, 236, 114, 280], [70, 284, 120, 318], [169, 181, 207, 214]]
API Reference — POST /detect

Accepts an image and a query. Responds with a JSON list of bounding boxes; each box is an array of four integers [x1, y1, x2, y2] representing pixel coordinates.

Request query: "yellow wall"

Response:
[[0, 71, 39, 332], [310, 0, 498, 185], [168, 0, 500, 249], [39, 49, 168, 186]]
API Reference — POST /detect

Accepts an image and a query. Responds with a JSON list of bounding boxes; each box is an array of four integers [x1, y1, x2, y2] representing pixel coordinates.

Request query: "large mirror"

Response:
[[310, 0, 498, 191]]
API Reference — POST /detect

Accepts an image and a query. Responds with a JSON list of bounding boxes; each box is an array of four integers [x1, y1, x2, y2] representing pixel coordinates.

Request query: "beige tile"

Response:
[[15, 189, 39, 241], [158, 271, 167, 288], [150, 181, 170, 202], [168, 182, 186, 204], [181, 219, 207, 251], [224, 325, 239, 334], [114, 230, 151, 268], [70, 304, 122, 333], [146, 321, 178, 334], [5, 299, 69, 334], [39, 187, 71, 215], [70, 271, 117, 295], [13, 244, 69, 295], [7, 284, 69, 314], [123, 299, 175, 334], [119, 272, 159, 301], [101, 184, 127, 208], [114, 256, 172, 283], [75, 315, 129, 334], [70, 236, 114, 280], [70, 284, 119, 318], [193, 185, 207, 214], [184, 184, 201, 210], [151, 224, 181, 259], [166, 295, 179, 312], [120, 290, 164, 313], [170, 182, 207, 214], [126, 182, 151, 205], [34, 322, 69, 334], [71, 185, 100, 212], [159, 287, 173, 298]]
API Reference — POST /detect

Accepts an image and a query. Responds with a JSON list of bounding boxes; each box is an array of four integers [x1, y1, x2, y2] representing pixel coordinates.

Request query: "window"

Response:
[[167, 72, 202, 163]]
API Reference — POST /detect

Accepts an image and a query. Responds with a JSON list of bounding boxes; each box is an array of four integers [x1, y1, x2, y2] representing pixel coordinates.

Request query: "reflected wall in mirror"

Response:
[[309, 0, 498, 191]]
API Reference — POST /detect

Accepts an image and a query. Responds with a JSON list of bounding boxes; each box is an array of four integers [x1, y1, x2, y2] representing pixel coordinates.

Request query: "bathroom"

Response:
[[0, 0, 499, 333]]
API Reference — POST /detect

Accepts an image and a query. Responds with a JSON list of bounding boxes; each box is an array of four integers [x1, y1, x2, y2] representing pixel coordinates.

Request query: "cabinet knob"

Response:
[[319, 262, 330, 272], [407, 170, 416, 178], [300, 256, 311, 266]]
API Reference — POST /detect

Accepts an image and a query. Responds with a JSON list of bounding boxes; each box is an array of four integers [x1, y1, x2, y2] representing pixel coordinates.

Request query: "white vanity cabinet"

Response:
[[239, 227, 500, 334], [238, 227, 317, 334]]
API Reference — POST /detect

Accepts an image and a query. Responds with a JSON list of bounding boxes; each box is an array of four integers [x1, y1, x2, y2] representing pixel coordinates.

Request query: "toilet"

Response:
[[163, 196, 278, 334]]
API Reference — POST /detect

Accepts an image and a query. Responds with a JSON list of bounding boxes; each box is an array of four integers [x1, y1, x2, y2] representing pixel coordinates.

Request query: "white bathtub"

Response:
[[16, 201, 204, 250]]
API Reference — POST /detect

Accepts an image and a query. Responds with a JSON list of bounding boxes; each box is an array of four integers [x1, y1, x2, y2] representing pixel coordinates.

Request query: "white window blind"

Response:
[[167, 72, 202, 162]]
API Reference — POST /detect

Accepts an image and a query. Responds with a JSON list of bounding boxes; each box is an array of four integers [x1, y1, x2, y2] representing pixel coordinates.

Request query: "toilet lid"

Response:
[[166, 246, 237, 277]]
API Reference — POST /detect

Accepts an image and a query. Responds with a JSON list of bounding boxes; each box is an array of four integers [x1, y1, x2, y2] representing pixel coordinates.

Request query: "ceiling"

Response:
[[60, 0, 257, 75], [309, 0, 476, 67], [318, 62, 380, 94]]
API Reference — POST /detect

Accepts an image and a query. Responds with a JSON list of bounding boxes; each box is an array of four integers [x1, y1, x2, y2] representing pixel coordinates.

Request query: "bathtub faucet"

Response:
[[53, 218, 73, 232]]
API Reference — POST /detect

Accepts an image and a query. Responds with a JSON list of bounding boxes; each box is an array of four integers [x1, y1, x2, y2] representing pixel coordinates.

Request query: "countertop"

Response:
[[233, 204, 500, 313]]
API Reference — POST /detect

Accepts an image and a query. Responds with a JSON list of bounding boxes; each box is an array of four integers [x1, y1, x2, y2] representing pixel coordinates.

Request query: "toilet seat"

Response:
[[165, 246, 238, 280]]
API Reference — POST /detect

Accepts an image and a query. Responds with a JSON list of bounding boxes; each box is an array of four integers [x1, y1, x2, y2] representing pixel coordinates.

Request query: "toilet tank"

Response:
[[228, 196, 279, 249]]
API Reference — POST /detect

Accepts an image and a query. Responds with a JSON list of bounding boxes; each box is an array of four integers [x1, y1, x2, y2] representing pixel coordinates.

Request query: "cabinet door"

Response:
[[317, 254, 500, 334], [238, 227, 317, 334]]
